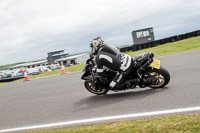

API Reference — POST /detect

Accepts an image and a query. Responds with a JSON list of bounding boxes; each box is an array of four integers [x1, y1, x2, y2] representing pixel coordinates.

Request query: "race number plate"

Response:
[[150, 59, 160, 69]]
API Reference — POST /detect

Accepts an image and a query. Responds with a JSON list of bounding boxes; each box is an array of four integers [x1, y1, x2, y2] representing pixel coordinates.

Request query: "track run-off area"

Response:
[[0, 50, 200, 132]]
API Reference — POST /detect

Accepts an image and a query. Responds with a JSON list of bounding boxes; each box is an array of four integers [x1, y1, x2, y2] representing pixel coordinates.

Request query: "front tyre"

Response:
[[143, 66, 170, 88], [84, 81, 109, 95]]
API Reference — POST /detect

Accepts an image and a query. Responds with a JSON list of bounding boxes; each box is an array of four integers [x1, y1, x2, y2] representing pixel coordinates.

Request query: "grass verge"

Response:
[[24, 113, 200, 133], [1, 36, 200, 85], [124, 36, 200, 58]]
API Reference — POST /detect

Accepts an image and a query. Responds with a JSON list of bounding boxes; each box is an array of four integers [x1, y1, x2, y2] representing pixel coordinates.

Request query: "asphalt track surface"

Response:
[[0, 50, 200, 131]]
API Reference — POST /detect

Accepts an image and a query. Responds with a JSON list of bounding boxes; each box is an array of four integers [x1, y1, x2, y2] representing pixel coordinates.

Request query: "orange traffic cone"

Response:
[[61, 62, 66, 74], [22, 70, 29, 81]]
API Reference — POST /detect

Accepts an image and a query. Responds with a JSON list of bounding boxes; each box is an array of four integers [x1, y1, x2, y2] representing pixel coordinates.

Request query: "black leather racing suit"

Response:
[[95, 44, 134, 90]]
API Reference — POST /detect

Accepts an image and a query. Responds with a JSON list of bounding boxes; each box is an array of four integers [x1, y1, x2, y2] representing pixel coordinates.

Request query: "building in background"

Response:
[[56, 53, 89, 66], [132, 27, 155, 45], [9, 51, 89, 70], [47, 49, 69, 64], [9, 60, 47, 70]]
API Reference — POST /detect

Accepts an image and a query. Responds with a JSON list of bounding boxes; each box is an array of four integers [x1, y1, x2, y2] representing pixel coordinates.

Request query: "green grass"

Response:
[[117, 44, 132, 48], [124, 36, 200, 58], [24, 113, 200, 133], [1, 36, 200, 85]]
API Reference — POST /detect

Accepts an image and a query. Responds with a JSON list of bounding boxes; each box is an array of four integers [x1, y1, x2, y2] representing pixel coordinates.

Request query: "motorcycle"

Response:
[[81, 52, 170, 95]]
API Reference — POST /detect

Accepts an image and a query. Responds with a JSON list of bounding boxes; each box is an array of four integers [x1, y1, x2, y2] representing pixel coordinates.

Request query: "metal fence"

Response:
[[120, 30, 200, 52]]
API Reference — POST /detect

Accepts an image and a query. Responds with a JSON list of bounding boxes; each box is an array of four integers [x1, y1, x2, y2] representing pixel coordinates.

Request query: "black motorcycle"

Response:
[[81, 52, 170, 95]]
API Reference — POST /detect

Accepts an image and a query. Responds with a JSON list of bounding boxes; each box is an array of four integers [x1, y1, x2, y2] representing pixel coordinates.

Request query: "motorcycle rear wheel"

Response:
[[143, 66, 170, 88], [84, 81, 109, 95]]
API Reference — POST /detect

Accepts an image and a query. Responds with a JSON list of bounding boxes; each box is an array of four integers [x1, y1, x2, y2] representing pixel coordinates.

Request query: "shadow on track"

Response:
[[73, 87, 169, 112]]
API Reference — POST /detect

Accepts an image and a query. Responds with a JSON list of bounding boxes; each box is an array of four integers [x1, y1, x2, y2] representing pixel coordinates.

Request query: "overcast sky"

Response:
[[0, 0, 200, 65]]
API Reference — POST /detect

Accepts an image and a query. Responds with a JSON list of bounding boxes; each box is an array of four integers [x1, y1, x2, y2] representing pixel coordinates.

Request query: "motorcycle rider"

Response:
[[90, 37, 135, 91]]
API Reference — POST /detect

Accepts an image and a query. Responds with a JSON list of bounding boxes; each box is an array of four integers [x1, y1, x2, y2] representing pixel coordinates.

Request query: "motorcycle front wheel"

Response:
[[84, 81, 109, 95]]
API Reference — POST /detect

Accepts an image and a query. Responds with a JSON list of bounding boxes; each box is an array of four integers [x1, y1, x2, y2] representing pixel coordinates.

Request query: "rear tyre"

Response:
[[84, 81, 109, 95], [143, 66, 170, 88]]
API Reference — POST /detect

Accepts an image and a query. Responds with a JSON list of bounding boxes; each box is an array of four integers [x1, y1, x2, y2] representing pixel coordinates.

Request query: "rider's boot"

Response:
[[125, 79, 139, 88]]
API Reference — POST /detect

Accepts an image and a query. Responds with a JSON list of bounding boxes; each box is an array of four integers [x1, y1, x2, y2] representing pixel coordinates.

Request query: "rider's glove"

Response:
[[89, 53, 94, 59]]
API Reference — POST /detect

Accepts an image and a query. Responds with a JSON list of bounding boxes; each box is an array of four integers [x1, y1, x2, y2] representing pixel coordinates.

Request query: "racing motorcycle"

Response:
[[81, 52, 170, 95]]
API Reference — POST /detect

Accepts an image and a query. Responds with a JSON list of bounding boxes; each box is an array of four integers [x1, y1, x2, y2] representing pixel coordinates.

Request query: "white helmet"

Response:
[[90, 37, 104, 55]]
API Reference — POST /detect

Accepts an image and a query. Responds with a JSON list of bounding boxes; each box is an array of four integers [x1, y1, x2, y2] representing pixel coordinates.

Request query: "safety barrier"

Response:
[[0, 76, 24, 82], [120, 30, 200, 52]]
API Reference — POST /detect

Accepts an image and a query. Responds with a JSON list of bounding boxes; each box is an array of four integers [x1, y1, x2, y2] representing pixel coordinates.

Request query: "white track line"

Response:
[[1, 106, 200, 133]]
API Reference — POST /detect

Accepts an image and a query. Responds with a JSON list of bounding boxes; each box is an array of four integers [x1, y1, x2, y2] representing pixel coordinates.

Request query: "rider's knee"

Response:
[[109, 81, 116, 90]]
